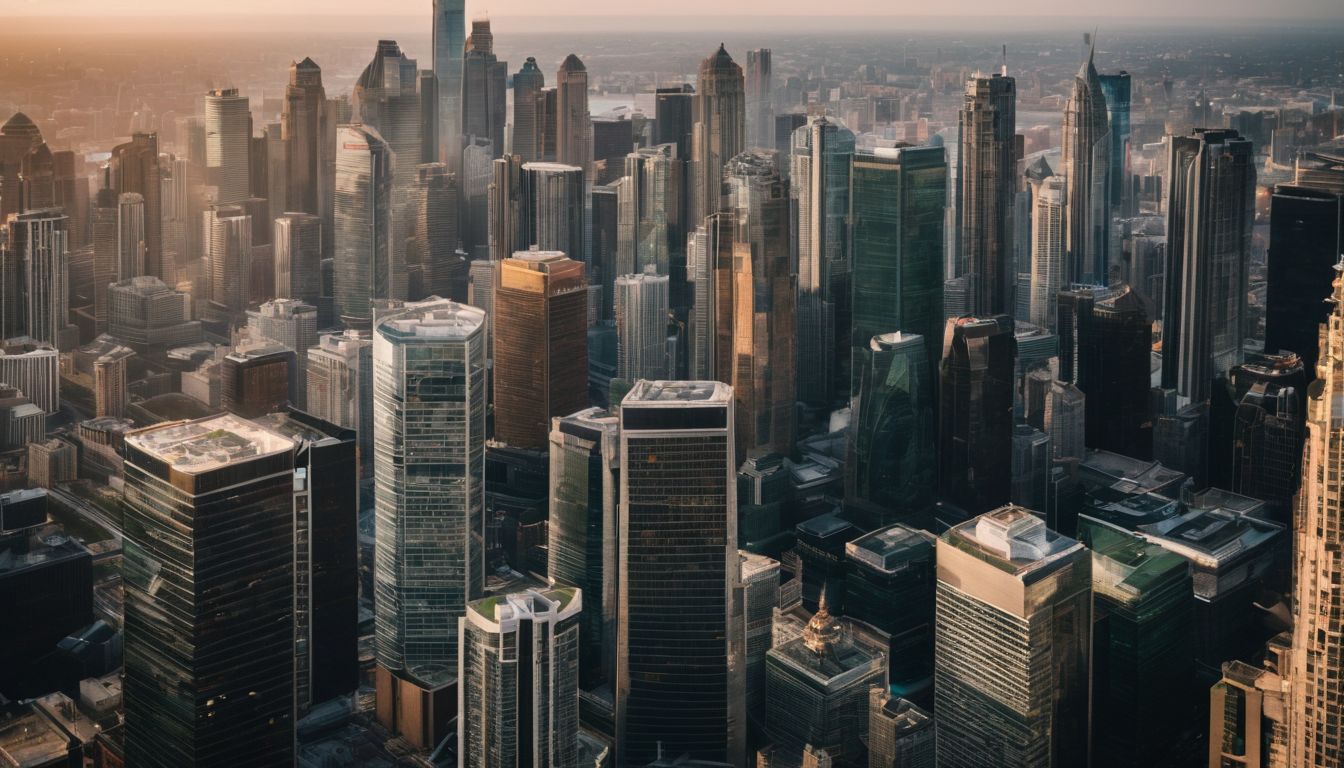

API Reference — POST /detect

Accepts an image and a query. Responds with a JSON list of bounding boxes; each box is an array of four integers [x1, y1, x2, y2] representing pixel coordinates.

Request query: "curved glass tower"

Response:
[[334, 124, 393, 329]]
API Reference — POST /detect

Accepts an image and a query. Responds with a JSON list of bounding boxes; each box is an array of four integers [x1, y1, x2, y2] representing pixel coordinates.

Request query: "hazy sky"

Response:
[[9, 0, 1343, 18]]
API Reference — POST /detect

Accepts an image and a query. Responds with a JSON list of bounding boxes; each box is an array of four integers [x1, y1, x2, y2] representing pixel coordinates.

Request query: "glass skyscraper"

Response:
[[935, 506, 1092, 767], [849, 146, 946, 394], [1062, 46, 1112, 284], [372, 298, 487, 748], [334, 124, 394, 329], [1098, 71, 1131, 215], [939, 315, 1017, 515], [691, 45, 745, 226], [616, 380, 744, 767], [431, 0, 464, 162], [1264, 184, 1343, 380], [956, 74, 1015, 316]]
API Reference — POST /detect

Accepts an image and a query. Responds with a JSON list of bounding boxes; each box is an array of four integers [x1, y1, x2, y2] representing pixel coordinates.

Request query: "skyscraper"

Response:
[[1062, 43, 1111, 284], [493, 252, 588, 450], [935, 507, 1092, 767], [617, 144, 683, 277], [1098, 71, 1131, 216], [511, 58, 545, 162], [432, 0, 465, 162], [1026, 170, 1065, 329], [850, 146, 947, 392], [372, 298, 487, 750], [203, 204, 251, 314], [745, 49, 773, 151], [525, 161, 586, 264], [688, 210, 735, 381], [1059, 283, 1152, 458], [411, 162, 462, 300], [956, 73, 1016, 316], [306, 329, 374, 478], [4, 209, 70, 348], [1288, 260, 1344, 767], [614, 269, 670, 381], [845, 524, 938, 699], [617, 380, 744, 767], [1162, 129, 1254, 405], [1265, 184, 1343, 380], [116, 192, 145, 279], [846, 333, 936, 529], [247, 297, 318, 408], [282, 57, 329, 221], [459, 587, 582, 768], [274, 212, 322, 307], [556, 54, 592, 179], [1229, 353, 1305, 520], [723, 150, 795, 460], [460, 19, 507, 160], [691, 45, 745, 226], [867, 690, 935, 768], [204, 88, 250, 204], [352, 41, 424, 187], [1044, 380, 1086, 462], [123, 415, 298, 767], [939, 315, 1016, 515], [221, 339, 294, 418], [549, 408, 620, 692], [791, 116, 855, 407], [110, 132, 162, 279], [334, 124, 395, 328]]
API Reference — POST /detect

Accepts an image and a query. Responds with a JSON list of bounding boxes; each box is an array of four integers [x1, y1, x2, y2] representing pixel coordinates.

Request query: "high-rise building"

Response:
[[845, 524, 938, 699], [556, 55, 592, 179], [432, 0, 465, 162], [1162, 129, 1254, 405], [1208, 641, 1292, 768], [107, 276, 201, 349], [461, 19, 507, 160], [352, 41, 424, 187], [765, 599, 887, 765], [691, 45, 745, 226], [617, 144, 683, 278], [1058, 283, 1152, 458], [274, 212, 322, 306], [1044, 380, 1086, 462], [549, 408, 619, 692], [110, 133, 162, 279], [283, 58, 329, 220], [1265, 184, 1343, 380], [411, 162, 462, 300], [525, 162, 586, 264], [221, 339, 294, 418], [203, 204, 251, 314], [867, 690, 935, 768], [115, 192, 146, 280], [1098, 71, 1131, 216], [334, 124, 395, 328], [723, 150, 795, 460], [687, 211, 735, 381], [90, 188, 119, 334], [1026, 171, 1065, 329], [123, 415, 298, 767], [939, 316, 1016, 515], [489, 155, 527, 261], [846, 333, 936, 528], [850, 146, 946, 393], [740, 550, 781, 726], [935, 507, 1092, 767], [745, 49, 773, 151], [92, 343, 132, 418], [1079, 519, 1193, 768], [459, 587, 582, 768], [1229, 354, 1305, 520], [306, 329, 374, 478], [372, 298, 487, 750], [4, 209, 71, 348], [204, 88, 250, 204], [493, 251, 588, 450], [512, 58, 545, 162], [1288, 260, 1344, 767], [1061, 44, 1112, 284], [791, 116, 855, 407], [616, 380, 744, 767], [614, 269, 670, 381], [0, 340, 57, 415], [1011, 423, 1051, 511], [247, 297, 318, 407], [956, 73, 1016, 316]]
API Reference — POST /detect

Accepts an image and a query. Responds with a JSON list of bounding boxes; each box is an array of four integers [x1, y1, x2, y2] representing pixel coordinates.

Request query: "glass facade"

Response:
[[616, 380, 743, 767], [939, 316, 1017, 515], [1062, 52, 1111, 284], [1264, 185, 1343, 381], [334, 124, 393, 329], [432, 0, 464, 161], [850, 146, 946, 396], [844, 524, 937, 699], [956, 74, 1015, 316], [373, 299, 487, 689], [1098, 72, 1131, 214]]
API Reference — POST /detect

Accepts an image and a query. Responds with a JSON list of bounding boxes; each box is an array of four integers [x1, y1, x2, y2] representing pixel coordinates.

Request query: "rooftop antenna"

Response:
[[1001, 44, 1008, 77]]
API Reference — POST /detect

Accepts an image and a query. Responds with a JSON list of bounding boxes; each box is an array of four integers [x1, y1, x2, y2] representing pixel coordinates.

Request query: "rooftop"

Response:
[[945, 505, 1084, 576], [467, 587, 581, 631], [519, 161, 583, 174], [870, 331, 923, 352], [875, 694, 934, 736], [0, 528, 89, 577], [125, 414, 294, 475], [375, 298, 484, 341], [623, 379, 730, 405], [0, 703, 73, 768], [846, 524, 936, 574]]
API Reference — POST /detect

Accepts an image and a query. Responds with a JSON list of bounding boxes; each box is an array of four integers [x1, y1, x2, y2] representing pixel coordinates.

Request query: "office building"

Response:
[[691, 45, 745, 226], [1044, 380, 1086, 462], [867, 689, 934, 768], [1229, 354, 1304, 519], [935, 507, 1091, 767], [1026, 171, 1065, 329], [459, 587, 582, 768], [204, 88, 250, 204], [373, 298, 487, 750], [616, 380, 744, 767], [283, 57, 330, 222], [956, 74, 1016, 316], [512, 58, 545, 162], [687, 211, 734, 382], [107, 276, 201, 349], [549, 408, 620, 692], [1209, 647, 1291, 768], [352, 40, 424, 187], [306, 329, 374, 477], [110, 133, 162, 279], [1162, 129, 1254, 405], [617, 144, 683, 278], [1098, 71, 1131, 216], [764, 600, 886, 765], [122, 415, 298, 767], [846, 333, 936, 529], [334, 124, 395, 328], [791, 116, 855, 407], [1061, 44, 1111, 284], [850, 146, 946, 392], [844, 524, 938, 699], [0, 339, 58, 414], [1264, 184, 1343, 380], [1011, 423, 1052, 512], [526, 161, 586, 263], [741, 551, 781, 728], [615, 270, 670, 381], [204, 204, 251, 314], [221, 339, 294, 418], [556, 54, 592, 178], [92, 343, 131, 418], [745, 49, 773, 151], [493, 252, 588, 450], [461, 19, 507, 160], [274, 212, 322, 307], [1288, 261, 1344, 768], [432, 0, 465, 161], [4, 209, 72, 349], [247, 297, 318, 408], [411, 162, 463, 300], [939, 316, 1016, 515], [1058, 284, 1152, 458]]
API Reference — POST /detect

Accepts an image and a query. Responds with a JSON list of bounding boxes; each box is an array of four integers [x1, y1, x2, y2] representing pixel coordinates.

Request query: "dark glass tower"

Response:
[[1264, 184, 1343, 380], [1059, 283, 1152, 459], [850, 146, 947, 392], [432, 0, 464, 161], [844, 523, 937, 702], [1098, 71, 1131, 215], [846, 332, 936, 530], [1230, 353, 1306, 523], [957, 73, 1016, 316], [939, 315, 1016, 516], [616, 380, 743, 767], [122, 415, 298, 767]]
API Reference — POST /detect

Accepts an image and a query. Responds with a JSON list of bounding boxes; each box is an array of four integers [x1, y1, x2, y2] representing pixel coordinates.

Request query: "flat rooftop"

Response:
[[125, 414, 294, 474], [0, 703, 72, 768], [623, 380, 730, 405], [945, 505, 1084, 576], [376, 299, 484, 340], [846, 524, 936, 574], [0, 529, 89, 576]]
